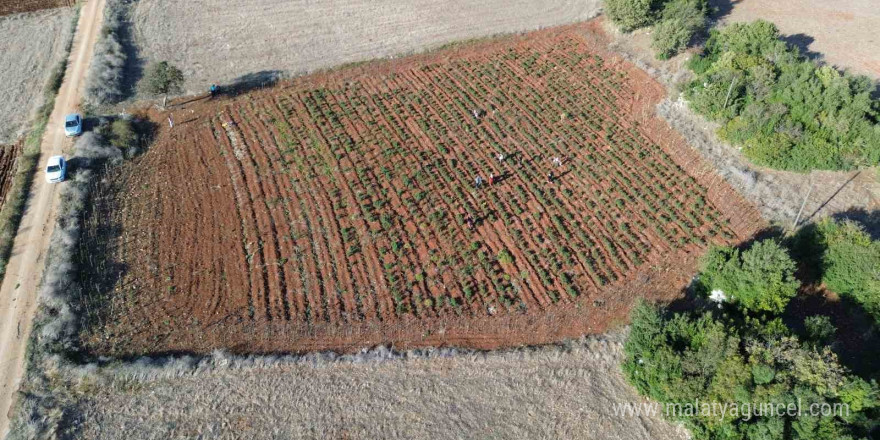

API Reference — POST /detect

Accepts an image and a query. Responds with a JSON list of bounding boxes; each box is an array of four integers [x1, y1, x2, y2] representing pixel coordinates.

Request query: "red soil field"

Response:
[[0, 143, 21, 210], [0, 0, 69, 16], [79, 21, 766, 356]]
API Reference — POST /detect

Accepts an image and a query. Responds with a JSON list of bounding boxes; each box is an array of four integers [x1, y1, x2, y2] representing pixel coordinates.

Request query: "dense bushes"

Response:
[[625, 233, 880, 439], [651, 0, 707, 59], [624, 301, 879, 440], [799, 219, 880, 323], [603, 0, 656, 32], [697, 240, 800, 314], [685, 21, 880, 171], [604, 0, 708, 59]]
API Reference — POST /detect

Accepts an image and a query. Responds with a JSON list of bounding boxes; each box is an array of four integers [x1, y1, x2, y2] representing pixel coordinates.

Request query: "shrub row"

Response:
[[83, 0, 129, 106]]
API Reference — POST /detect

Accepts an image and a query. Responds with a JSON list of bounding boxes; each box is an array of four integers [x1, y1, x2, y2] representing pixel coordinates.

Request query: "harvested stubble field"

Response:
[[131, 0, 602, 94], [80, 22, 765, 356], [67, 333, 689, 440], [0, 7, 75, 143]]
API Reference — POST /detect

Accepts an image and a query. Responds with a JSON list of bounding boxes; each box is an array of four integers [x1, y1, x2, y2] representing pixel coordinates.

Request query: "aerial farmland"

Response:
[[77, 22, 765, 356], [4, 0, 879, 438]]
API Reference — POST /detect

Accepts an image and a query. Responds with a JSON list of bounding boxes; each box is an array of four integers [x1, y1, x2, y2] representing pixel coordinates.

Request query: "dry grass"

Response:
[[130, 0, 602, 95], [61, 332, 688, 440], [0, 8, 75, 143]]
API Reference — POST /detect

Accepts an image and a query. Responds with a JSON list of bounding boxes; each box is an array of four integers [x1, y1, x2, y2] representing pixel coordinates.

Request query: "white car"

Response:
[[64, 113, 82, 137], [45, 155, 67, 183]]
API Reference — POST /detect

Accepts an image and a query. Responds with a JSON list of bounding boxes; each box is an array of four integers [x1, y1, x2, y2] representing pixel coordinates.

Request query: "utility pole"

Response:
[[791, 174, 815, 231]]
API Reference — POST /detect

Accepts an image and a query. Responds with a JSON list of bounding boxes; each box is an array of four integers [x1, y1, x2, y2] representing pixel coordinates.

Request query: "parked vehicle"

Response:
[[64, 113, 82, 137], [45, 155, 67, 183]]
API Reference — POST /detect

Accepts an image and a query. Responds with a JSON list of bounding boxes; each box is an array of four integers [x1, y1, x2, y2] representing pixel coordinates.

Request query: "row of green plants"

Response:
[[624, 218, 880, 439], [243, 40, 745, 321]]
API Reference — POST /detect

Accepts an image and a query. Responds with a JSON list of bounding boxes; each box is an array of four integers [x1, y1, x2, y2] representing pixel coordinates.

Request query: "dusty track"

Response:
[[0, 0, 105, 435]]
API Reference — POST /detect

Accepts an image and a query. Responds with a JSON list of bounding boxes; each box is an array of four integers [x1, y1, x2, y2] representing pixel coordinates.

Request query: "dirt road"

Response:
[[0, 0, 105, 435]]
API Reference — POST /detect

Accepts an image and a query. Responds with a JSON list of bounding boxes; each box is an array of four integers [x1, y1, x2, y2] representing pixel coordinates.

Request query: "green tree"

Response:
[[622, 302, 879, 440], [651, 0, 707, 59], [141, 61, 185, 97], [816, 219, 880, 322], [699, 240, 800, 315], [604, 0, 656, 32], [684, 20, 880, 171]]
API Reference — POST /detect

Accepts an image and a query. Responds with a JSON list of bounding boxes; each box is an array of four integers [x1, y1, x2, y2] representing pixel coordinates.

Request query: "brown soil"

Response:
[[79, 21, 766, 356], [0, 143, 21, 210], [0, 0, 68, 16]]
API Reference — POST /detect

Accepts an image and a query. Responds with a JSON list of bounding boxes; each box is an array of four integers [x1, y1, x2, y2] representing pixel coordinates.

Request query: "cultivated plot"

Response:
[[79, 22, 765, 356]]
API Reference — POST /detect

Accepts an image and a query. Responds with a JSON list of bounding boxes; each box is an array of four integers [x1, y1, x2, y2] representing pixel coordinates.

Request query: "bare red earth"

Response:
[[79, 21, 766, 356]]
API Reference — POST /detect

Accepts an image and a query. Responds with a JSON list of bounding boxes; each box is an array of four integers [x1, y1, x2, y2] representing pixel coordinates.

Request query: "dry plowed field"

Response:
[[81, 22, 765, 356], [0, 143, 22, 209], [0, 0, 67, 16]]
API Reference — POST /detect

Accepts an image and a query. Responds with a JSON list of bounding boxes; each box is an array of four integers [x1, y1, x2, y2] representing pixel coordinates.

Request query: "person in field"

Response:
[[475, 175, 484, 188], [547, 171, 554, 183], [465, 213, 475, 231], [552, 156, 562, 167], [497, 152, 505, 163], [489, 173, 495, 185], [210, 84, 219, 98]]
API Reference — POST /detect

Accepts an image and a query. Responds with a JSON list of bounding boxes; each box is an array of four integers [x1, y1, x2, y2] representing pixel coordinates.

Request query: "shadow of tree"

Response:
[[781, 33, 824, 62], [224, 70, 286, 97]]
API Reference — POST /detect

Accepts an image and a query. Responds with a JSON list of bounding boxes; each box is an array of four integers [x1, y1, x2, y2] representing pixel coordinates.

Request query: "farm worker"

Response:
[[489, 173, 495, 185], [168, 114, 174, 128], [465, 214, 475, 231], [547, 172, 554, 183], [475, 175, 484, 188], [497, 153, 505, 163], [552, 156, 562, 167], [210, 84, 219, 98]]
